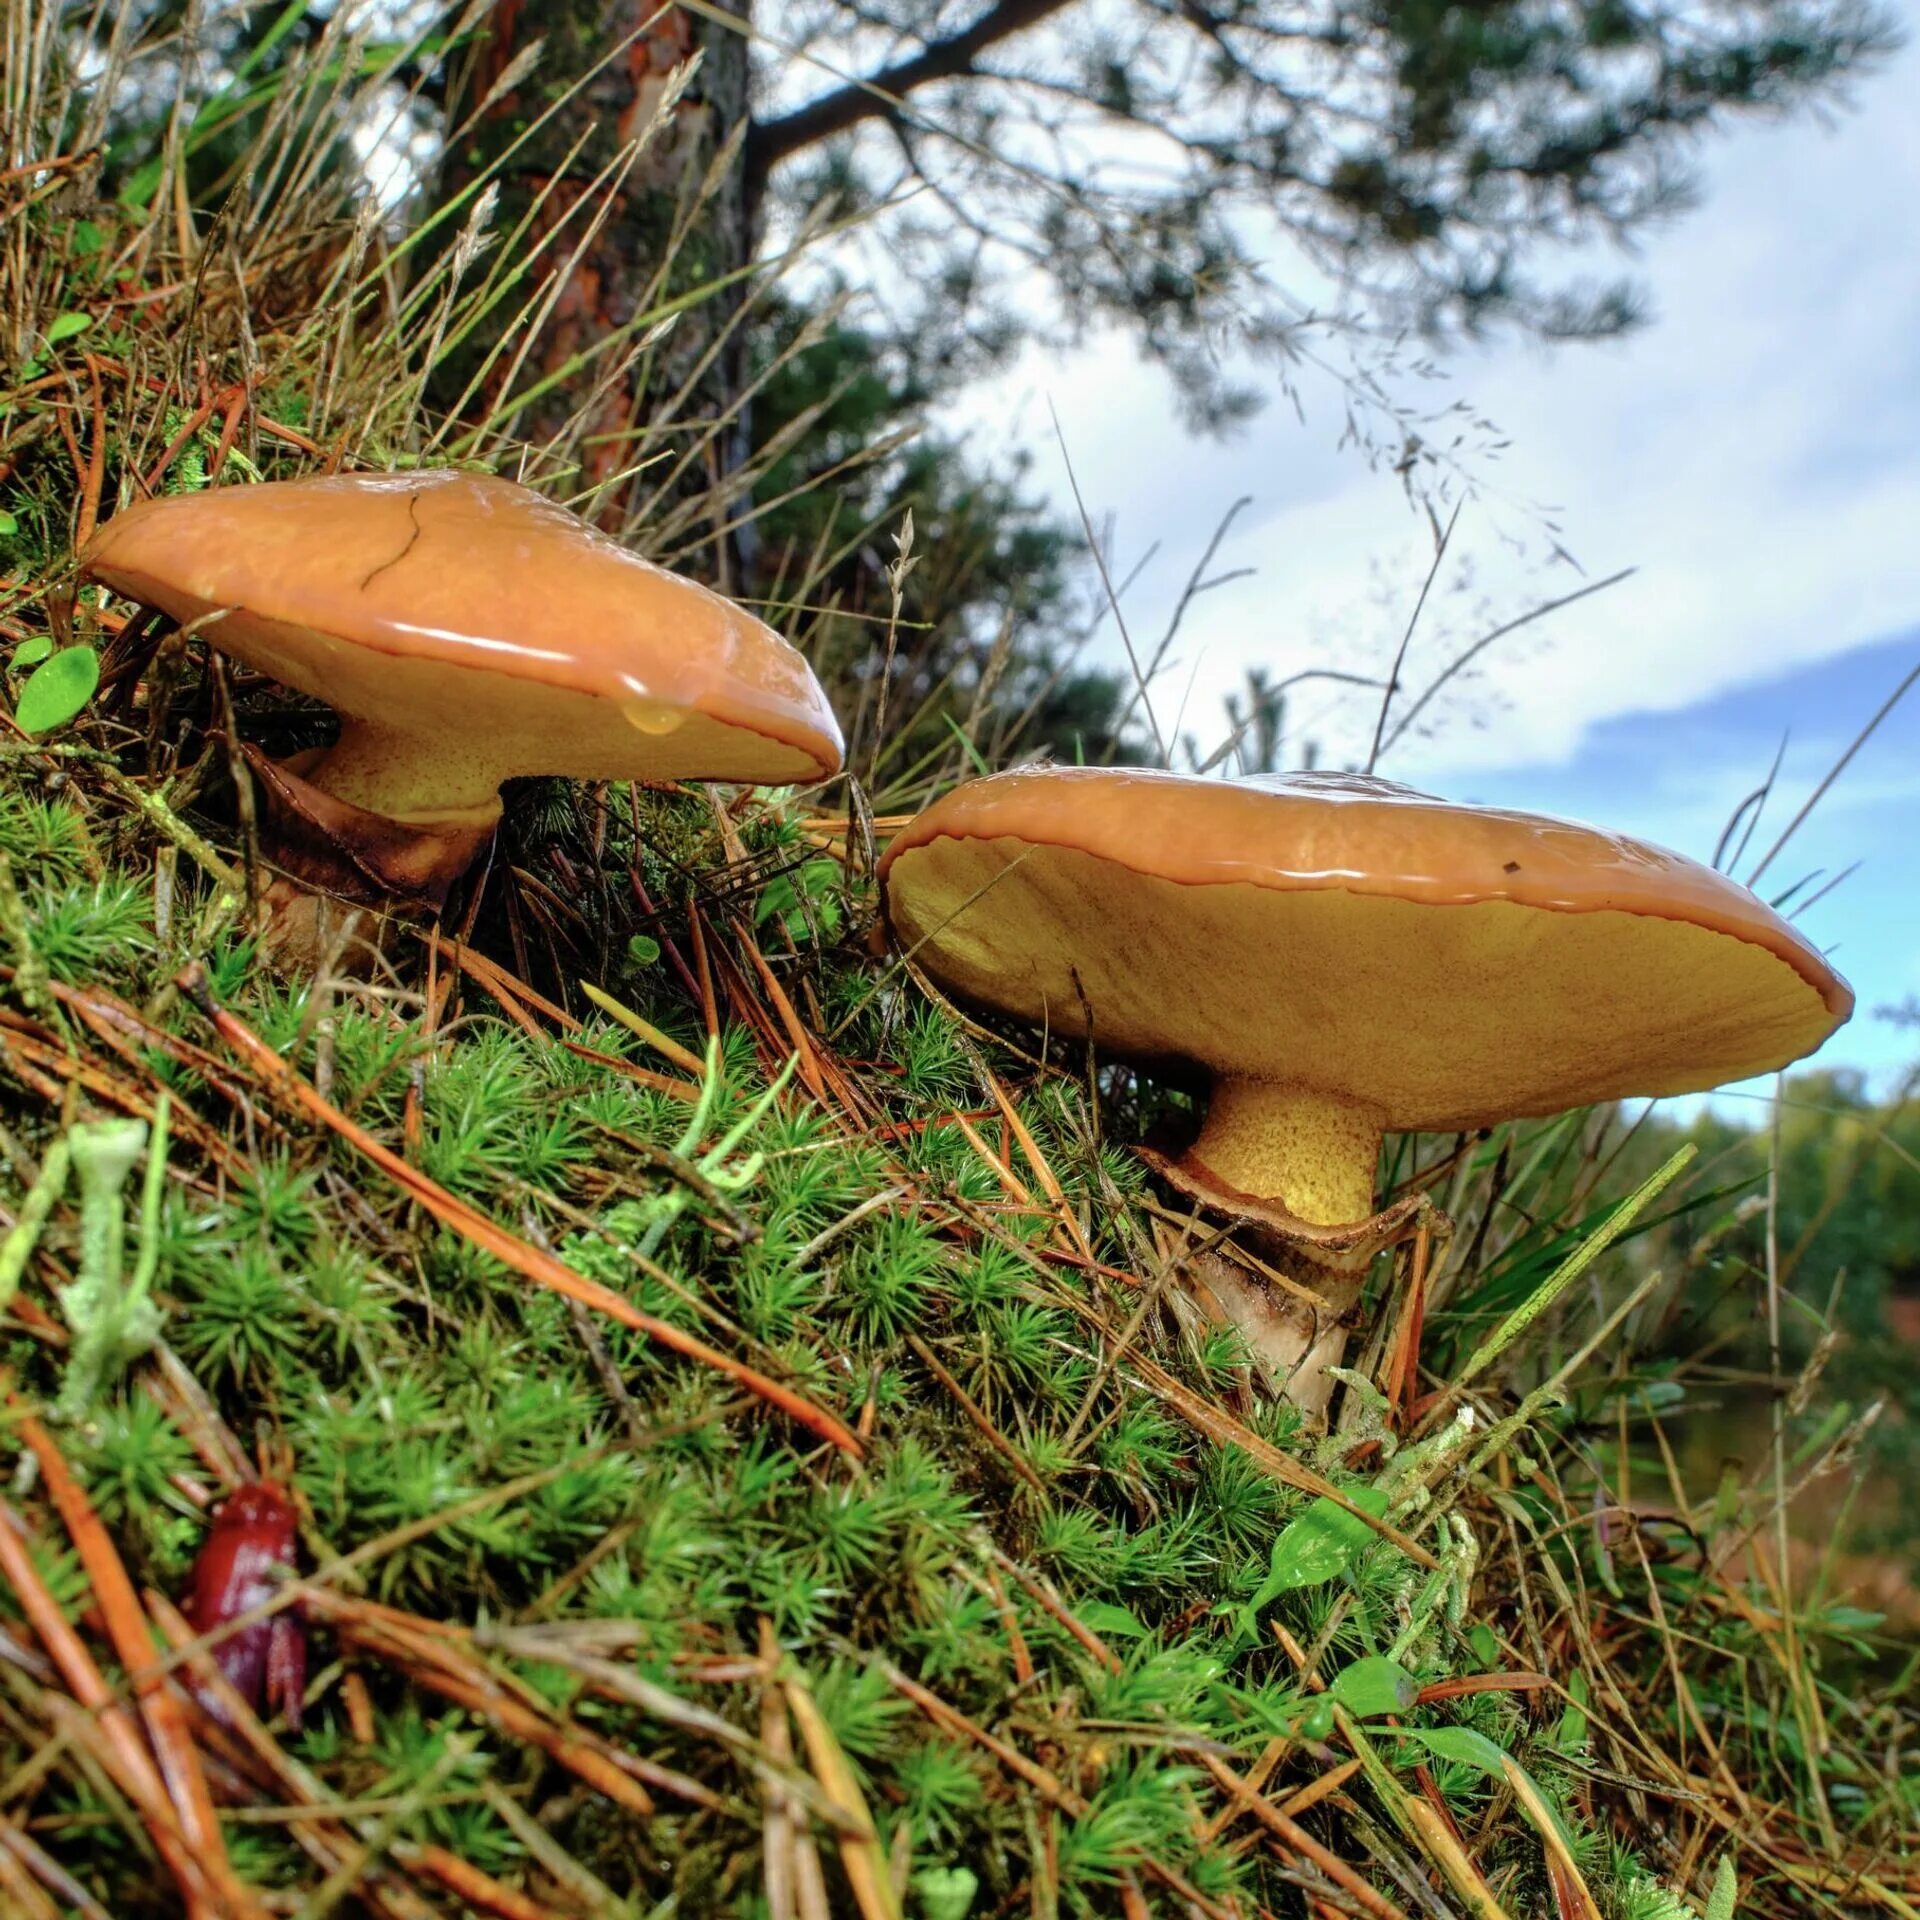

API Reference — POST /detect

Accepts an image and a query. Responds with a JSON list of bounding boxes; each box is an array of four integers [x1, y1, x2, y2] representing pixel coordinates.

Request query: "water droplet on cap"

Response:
[[622, 697, 686, 736]]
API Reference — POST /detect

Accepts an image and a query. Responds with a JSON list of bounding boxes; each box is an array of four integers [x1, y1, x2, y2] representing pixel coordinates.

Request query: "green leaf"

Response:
[[1250, 1485, 1390, 1610], [14, 645, 100, 734], [1076, 1600, 1148, 1639], [1553, 1667, 1589, 1754], [45, 311, 93, 345], [0, 509, 17, 536], [1327, 1654, 1418, 1718], [1815, 1605, 1885, 1635], [69, 220, 105, 258], [1388, 1726, 1575, 1853], [1705, 1857, 1738, 1920], [1466, 1623, 1501, 1667], [11, 635, 52, 668], [912, 1866, 979, 1920], [1387, 1724, 1510, 1780]]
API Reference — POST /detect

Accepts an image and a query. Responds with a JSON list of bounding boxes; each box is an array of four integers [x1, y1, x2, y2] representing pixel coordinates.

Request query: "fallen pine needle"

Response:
[[1502, 1754, 1604, 1920], [11, 1398, 257, 1920], [782, 1661, 902, 1920], [1196, 1753, 1410, 1920], [391, 1843, 574, 1920], [579, 977, 708, 1076], [0, 1493, 238, 1918]]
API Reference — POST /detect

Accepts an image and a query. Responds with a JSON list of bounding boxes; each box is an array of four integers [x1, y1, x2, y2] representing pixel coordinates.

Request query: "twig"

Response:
[[0, 1496, 230, 1917], [1110, 494, 1254, 751], [1367, 501, 1460, 774], [984, 1544, 1120, 1671], [1047, 399, 1166, 763], [1197, 1753, 1410, 1920], [389, 1845, 572, 1920], [307, 1593, 687, 1816], [577, 976, 705, 1074], [1377, 565, 1636, 764], [781, 1661, 902, 1920], [1713, 729, 1788, 872], [905, 1333, 1045, 1494], [0, 1812, 112, 1920], [147, 1590, 436, 1920], [789, 1185, 907, 1269], [11, 1402, 256, 1919]]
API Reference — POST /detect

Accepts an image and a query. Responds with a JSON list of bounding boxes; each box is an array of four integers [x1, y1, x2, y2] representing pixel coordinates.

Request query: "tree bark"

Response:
[[435, 0, 754, 568]]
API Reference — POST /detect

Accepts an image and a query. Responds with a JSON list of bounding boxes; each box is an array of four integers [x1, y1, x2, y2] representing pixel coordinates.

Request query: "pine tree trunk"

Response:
[[435, 0, 755, 574]]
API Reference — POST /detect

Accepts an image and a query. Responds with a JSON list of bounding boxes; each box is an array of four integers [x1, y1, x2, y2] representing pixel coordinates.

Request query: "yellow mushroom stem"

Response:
[[297, 719, 505, 831], [1173, 1080, 1389, 1421], [1184, 1079, 1384, 1225]]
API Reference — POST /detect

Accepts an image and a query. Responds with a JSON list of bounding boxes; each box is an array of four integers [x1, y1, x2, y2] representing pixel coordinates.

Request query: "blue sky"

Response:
[[961, 0, 1920, 1096]]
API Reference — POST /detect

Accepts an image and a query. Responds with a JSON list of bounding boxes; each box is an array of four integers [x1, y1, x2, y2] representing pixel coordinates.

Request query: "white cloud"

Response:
[[957, 3, 1920, 779]]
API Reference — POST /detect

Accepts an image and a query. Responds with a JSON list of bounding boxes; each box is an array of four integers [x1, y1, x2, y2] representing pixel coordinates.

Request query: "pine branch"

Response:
[[746, 0, 1076, 183]]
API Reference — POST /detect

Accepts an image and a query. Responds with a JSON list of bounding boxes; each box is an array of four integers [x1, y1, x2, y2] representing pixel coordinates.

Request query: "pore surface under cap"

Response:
[[880, 767, 1851, 1131], [82, 470, 843, 788]]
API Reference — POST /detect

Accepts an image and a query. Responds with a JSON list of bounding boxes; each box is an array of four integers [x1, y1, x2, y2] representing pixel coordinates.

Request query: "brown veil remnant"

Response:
[[81, 470, 844, 957], [880, 766, 1853, 1408]]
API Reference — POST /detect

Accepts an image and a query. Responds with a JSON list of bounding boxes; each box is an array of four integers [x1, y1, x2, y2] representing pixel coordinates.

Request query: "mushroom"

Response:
[[880, 766, 1852, 1408], [81, 470, 842, 953]]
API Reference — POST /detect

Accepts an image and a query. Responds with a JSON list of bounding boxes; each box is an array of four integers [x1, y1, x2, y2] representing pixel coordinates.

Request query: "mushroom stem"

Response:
[[1185, 1255, 1360, 1422], [1185, 1080, 1382, 1225], [239, 744, 498, 970], [256, 882, 380, 976], [299, 720, 505, 827], [1175, 1080, 1386, 1420]]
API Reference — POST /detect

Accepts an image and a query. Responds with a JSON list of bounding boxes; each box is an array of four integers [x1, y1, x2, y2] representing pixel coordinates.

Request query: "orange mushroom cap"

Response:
[[880, 766, 1852, 1131], [81, 471, 843, 816]]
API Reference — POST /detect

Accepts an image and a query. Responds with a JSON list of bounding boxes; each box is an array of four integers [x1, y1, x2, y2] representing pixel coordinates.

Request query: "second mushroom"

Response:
[[881, 766, 1852, 1412]]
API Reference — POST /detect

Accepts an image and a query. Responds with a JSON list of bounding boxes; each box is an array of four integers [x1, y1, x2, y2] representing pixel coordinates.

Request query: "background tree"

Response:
[[1583, 1062, 1920, 1552], [744, 289, 1148, 780], [441, 0, 1896, 472], [432, 0, 757, 552]]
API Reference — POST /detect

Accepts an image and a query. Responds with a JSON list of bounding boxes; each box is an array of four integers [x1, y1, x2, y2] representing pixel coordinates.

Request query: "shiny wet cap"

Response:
[[81, 470, 844, 786], [880, 767, 1852, 1130]]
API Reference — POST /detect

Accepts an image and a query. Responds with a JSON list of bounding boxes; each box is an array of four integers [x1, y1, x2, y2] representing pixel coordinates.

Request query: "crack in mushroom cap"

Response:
[[81, 470, 844, 792], [880, 767, 1853, 1131]]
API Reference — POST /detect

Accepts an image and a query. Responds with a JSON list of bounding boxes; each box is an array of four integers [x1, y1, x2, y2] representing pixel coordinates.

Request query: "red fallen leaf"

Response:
[[184, 1482, 306, 1732]]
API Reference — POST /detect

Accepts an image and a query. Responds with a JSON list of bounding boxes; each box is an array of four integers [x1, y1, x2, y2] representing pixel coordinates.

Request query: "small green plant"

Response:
[[11, 644, 100, 735], [911, 1862, 980, 1920], [48, 1097, 170, 1420]]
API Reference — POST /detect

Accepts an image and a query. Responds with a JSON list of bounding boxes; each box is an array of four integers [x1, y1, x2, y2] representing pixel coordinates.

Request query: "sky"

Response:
[[957, 2, 1920, 1095]]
